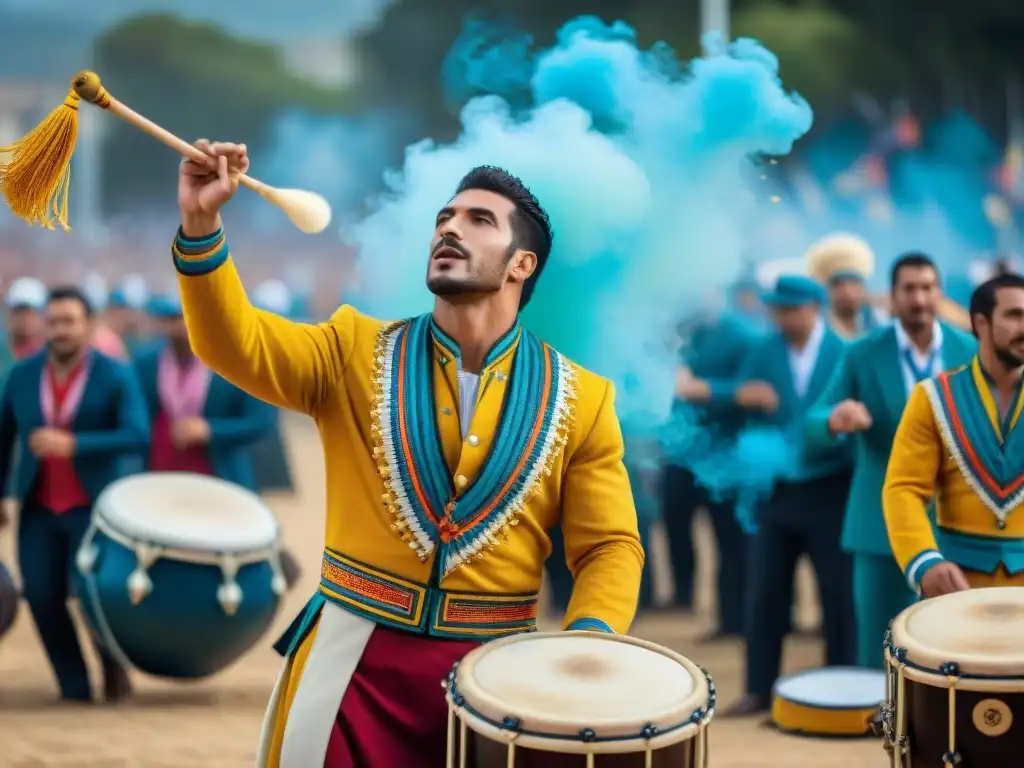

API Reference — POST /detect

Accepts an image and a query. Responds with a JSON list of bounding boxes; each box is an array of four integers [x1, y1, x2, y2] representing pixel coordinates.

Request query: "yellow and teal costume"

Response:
[[171, 227, 644, 766], [884, 357, 1024, 590]]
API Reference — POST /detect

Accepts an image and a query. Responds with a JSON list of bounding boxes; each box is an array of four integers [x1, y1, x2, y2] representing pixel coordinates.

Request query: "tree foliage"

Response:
[[93, 13, 349, 214], [352, 0, 1024, 148]]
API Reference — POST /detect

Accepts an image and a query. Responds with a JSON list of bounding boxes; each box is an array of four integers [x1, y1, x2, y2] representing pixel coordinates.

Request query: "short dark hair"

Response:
[[968, 272, 1024, 337], [454, 165, 553, 308], [890, 251, 938, 290], [47, 286, 94, 317]]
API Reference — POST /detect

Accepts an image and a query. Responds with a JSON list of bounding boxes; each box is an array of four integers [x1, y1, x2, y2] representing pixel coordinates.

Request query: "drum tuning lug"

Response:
[[127, 568, 153, 605], [217, 582, 243, 616], [76, 544, 98, 574]]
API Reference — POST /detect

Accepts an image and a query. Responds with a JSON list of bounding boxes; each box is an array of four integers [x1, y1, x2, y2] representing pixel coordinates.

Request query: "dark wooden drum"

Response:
[[0, 559, 18, 641], [445, 631, 714, 767], [881, 587, 1024, 767]]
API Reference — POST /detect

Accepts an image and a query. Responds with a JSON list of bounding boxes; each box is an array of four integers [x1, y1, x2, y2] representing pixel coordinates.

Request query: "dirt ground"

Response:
[[0, 415, 885, 767]]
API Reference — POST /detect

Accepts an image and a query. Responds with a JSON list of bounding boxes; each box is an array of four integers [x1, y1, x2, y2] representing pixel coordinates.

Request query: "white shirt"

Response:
[[456, 370, 481, 439], [894, 320, 944, 395], [788, 319, 826, 398]]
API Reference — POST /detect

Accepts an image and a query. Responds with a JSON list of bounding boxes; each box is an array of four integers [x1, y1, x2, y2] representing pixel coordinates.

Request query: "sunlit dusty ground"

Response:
[[0, 415, 883, 766]]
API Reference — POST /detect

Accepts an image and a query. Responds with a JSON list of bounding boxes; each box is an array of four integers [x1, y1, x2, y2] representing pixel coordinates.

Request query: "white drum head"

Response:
[[451, 632, 710, 753], [774, 667, 885, 708], [94, 473, 279, 553], [890, 587, 1024, 678]]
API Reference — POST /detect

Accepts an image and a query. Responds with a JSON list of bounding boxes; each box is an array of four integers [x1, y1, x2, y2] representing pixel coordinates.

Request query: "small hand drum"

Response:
[[445, 631, 714, 767], [884, 587, 1024, 766]]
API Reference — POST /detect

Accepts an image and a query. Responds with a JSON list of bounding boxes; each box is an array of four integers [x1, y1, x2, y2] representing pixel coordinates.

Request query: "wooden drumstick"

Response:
[[0, 71, 332, 235]]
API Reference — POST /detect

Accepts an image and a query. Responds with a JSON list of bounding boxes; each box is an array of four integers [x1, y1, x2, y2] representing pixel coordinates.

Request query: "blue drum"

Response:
[[75, 473, 287, 679]]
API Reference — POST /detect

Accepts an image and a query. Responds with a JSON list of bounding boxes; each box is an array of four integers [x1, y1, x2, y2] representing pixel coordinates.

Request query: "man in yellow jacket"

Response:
[[173, 141, 643, 768], [884, 273, 1024, 598]]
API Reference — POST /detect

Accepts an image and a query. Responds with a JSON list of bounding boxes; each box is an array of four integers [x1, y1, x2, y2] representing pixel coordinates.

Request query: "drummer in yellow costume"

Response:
[[884, 273, 1024, 599], [172, 142, 643, 768]]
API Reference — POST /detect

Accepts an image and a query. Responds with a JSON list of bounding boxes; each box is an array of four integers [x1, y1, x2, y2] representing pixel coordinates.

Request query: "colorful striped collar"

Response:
[[970, 356, 1024, 443], [372, 313, 576, 576], [428, 316, 522, 372], [924, 358, 1024, 523]]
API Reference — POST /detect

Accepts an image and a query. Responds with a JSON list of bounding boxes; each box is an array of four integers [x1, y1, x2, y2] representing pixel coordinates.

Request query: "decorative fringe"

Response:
[[0, 89, 81, 231], [0, 72, 110, 232]]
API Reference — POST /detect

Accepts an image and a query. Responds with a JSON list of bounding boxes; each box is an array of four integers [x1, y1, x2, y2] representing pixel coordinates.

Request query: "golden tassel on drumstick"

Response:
[[0, 72, 332, 234]]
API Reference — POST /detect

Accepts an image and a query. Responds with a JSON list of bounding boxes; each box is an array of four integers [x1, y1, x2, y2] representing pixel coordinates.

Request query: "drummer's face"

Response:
[[45, 297, 91, 361], [987, 286, 1024, 367]]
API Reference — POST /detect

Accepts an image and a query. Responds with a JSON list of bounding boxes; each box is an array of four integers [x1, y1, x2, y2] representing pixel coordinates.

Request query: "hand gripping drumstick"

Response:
[[0, 71, 332, 234]]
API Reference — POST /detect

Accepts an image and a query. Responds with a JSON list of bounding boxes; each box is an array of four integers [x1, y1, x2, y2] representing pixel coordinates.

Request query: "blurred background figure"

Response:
[[104, 274, 152, 356], [3, 277, 47, 371]]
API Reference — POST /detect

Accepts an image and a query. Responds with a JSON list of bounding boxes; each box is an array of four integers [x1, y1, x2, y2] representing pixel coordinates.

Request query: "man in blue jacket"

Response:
[[669, 283, 764, 634], [805, 252, 976, 666], [690, 275, 856, 717], [134, 294, 273, 490], [0, 286, 149, 702]]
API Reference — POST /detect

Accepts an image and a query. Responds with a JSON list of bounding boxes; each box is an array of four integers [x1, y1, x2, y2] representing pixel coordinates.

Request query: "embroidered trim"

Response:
[[319, 550, 427, 629], [371, 314, 578, 576], [440, 344, 577, 577], [924, 376, 1024, 523], [316, 549, 538, 640], [566, 617, 615, 633], [430, 592, 538, 638], [371, 320, 436, 561], [904, 549, 943, 590]]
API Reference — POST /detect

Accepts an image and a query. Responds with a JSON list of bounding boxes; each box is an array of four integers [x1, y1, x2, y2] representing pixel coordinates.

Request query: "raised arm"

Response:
[[560, 380, 645, 634], [882, 383, 943, 590], [176, 140, 353, 415]]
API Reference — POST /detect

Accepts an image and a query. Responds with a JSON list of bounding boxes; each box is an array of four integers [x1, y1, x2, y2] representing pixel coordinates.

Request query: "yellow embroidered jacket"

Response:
[[883, 358, 1024, 590], [172, 228, 643, 641]]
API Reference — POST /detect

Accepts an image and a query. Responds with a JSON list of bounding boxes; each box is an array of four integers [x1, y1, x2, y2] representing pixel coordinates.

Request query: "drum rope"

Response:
[[459, 720, 467, 768], [941, 663, 961, 766], [894, 658, 908, 768], [77, 526, 137, 672]]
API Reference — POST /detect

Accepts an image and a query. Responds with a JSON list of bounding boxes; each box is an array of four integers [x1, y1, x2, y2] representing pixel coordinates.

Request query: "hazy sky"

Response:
[[1, 0, 395, 40]]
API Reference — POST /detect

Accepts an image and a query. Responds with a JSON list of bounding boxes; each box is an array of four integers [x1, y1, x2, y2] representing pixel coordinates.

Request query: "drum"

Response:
[[882, 587, 1024, 766], [771, 666, 886, 737], [75, 473, 287, 679], [445, 631, 714, 767], [0, 560, 18, 641]]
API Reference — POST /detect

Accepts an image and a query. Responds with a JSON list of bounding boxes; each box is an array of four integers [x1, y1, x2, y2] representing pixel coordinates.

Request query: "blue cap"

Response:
[[147, 293, 182, 318], [762, 275, 826, 307], [108, 289, 130, 309]]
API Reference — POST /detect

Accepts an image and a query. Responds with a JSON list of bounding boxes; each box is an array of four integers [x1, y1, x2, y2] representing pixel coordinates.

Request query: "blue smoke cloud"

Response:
[[349, 19, 813, 436]]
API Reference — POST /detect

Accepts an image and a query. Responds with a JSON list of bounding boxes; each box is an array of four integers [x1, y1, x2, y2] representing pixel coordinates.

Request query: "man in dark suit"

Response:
[[0, 286, 149, 702], [692, 275, 857, 716]]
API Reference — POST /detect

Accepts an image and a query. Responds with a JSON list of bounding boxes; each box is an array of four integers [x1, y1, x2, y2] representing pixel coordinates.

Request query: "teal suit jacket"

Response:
[[805, 323, 977, 555], [133, 345, 274, 491], [710, 324, 852, 482], [0, 351, 149, 502]]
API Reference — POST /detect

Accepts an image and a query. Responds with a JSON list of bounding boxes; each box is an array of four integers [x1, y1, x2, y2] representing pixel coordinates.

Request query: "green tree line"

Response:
[[92, 2, 1024, 211]]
